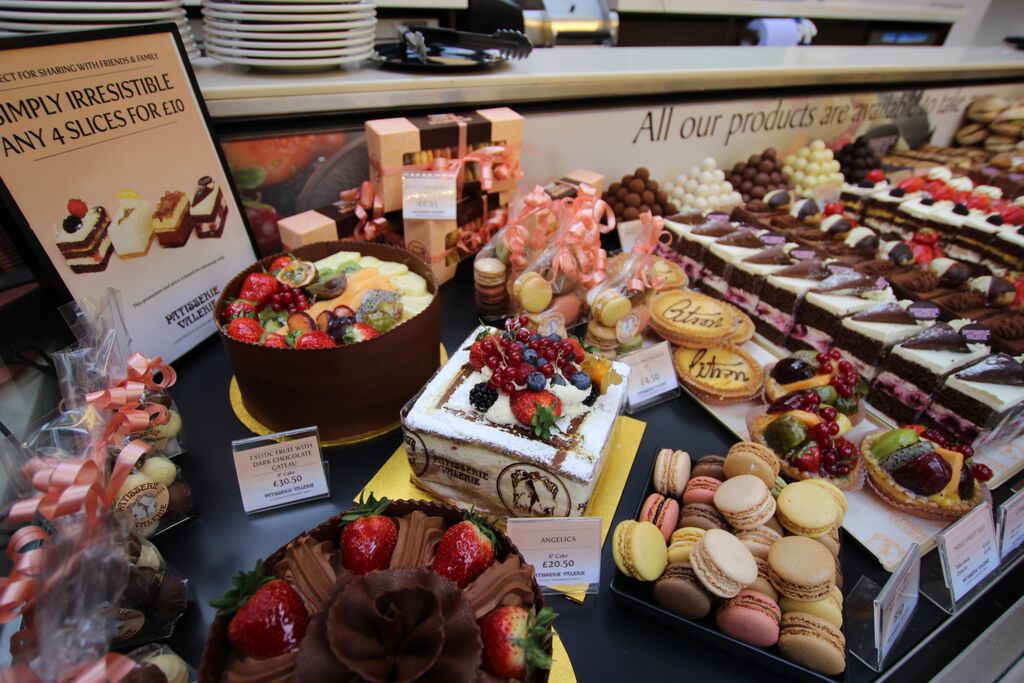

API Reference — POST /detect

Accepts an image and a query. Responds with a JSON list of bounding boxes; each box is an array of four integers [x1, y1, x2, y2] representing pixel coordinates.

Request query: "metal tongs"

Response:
[[399, 25, 533, 63]]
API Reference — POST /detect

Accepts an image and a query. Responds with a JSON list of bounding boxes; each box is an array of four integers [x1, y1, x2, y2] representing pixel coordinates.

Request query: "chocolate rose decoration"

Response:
[[296, 568, 481, 683]]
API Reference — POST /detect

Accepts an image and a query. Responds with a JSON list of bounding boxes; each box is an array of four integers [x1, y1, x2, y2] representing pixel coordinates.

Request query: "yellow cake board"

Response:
[[228, 344, 448, 447], [357, 415, 647, 601]]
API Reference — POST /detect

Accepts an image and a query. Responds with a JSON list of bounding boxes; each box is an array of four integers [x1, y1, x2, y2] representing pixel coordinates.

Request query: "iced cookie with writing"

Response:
[[650, 289, 737, 348], [674, 345, 763, 404]]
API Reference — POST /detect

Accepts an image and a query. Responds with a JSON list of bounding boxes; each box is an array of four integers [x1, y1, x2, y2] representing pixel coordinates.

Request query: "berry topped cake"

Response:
[[200, 498, 555, 683], [402, 318, 628, 519]]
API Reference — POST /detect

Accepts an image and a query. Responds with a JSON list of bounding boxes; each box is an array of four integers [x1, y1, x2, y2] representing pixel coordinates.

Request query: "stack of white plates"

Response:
[[0, 1, 200, 61], [201, 0, 376, 72]]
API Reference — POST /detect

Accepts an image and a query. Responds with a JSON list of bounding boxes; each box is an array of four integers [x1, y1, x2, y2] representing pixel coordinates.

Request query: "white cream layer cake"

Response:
[[402, 326, 629, 519]]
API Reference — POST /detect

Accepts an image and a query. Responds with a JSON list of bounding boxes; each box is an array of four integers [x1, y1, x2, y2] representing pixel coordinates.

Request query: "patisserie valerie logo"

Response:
[[403, 431, 430, 477], [498, 464, 570, 517], [163, 284, 220, 330]]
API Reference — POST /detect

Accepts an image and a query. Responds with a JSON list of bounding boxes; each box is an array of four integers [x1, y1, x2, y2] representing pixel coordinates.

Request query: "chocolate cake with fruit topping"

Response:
[[200, 498, 554, 683], [862, 186, 920, 237], [56, 199, 113, 274], [793, 270, 894, 354], [833, 300, 930, 380], [923, 353, 1024, 447], [755, 259, 833, 347], [868, 321, 990, 426]]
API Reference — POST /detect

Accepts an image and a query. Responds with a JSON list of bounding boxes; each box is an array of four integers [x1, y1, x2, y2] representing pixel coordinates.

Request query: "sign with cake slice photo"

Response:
[[0, 24, 255, 361]]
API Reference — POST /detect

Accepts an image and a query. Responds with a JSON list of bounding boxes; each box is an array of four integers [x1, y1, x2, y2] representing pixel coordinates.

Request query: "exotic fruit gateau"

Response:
[[215, 242, 440, 441], [402, 318, 628, 519]]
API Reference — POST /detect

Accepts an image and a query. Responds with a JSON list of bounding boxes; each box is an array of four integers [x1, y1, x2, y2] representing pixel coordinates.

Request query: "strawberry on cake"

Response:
[[57, 198, 113, 274], [402, 318, 628, 519]]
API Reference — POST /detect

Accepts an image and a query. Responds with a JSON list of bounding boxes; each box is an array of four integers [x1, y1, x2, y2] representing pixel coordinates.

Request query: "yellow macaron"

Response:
[[776, 480, 839, 538], [612, 520, 668, 581], [667, 527, 705, 564]]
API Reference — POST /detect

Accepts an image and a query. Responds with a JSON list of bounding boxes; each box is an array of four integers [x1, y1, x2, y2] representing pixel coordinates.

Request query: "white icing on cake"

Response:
[[110, 198, 153, 257]]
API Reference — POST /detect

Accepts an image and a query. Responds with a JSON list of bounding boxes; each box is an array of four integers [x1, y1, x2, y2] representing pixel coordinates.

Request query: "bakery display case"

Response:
[[3, 30, 1024, 683]]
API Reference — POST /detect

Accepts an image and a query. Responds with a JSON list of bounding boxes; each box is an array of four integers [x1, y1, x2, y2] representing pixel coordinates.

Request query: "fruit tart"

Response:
[[860, 426, 992, 521], [200, 497, 556, 683], [764, 349, 869, 423], [747, 388, 864, 490]]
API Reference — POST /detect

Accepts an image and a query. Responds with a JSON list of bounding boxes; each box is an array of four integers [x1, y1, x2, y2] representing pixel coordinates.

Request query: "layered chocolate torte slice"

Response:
[[754, 259, 832, 348], [931, 275, 1017, 322], [794, 270, 894, 354], [191, 175, 228, 239], [663, 213, 734, 284], [56, 201, 113, 274], [923, 353, 1024, 447], [153, 190, 193, 248], [833, 300, 931, 380], [721, 244, 798, 314], [700, 227, 776, 298], [868, 321, 990, 426]]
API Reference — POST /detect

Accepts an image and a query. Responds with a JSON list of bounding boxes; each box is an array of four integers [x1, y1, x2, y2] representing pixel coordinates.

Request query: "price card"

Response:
[[997, 487, 1024, 559], [402, 171, 457, 220], [506, 517, 602, 592], [616, 219, 643, 253], [936, 501, 999, 602], [874, 543, 920, 664], [231, 427, 330, 514], [621, 341, 679, 413]]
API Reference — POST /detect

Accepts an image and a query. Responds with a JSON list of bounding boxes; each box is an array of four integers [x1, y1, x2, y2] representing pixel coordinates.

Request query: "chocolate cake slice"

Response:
[[795, 270, 894, 354], [923, 353, 1024, 447], [868, 321, 990, 426], [754, 259, 832, 347], [701, 228, 775, 298], [664, 215, 734, 284], [722, 244, 796, 314], [833, 300, 929, 380]]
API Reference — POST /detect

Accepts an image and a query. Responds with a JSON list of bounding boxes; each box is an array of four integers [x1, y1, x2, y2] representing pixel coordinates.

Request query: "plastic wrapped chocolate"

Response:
[[115, 538, 190, 648], [112, 450, 195, 539]]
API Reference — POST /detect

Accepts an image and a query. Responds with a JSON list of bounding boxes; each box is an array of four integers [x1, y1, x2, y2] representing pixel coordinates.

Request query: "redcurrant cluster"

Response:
[[817, 349, 858, 398], [469, 316, 586, 396], [269, 286, 310, 314]]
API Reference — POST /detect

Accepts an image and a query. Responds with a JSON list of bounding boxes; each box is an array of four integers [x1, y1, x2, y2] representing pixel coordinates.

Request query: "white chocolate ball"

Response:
[[136, 540, 164, 569], [798, 146, 811, 158], [676, 173, 687, 184], [146, 654, 188, 683], [701, 157, 717, 172], [811, 139, 826, 151], [804, 174, 819, 187], [731, 191, 743, 204], [713, 169, 725, 182], [685, 179, 698, 192], [723, 180, 734, 192], [697, 184, 711, 197], [782, 165, 794, 176], [698, 171, 714, 185], [794, 157, 808, 170], [806, 162, 821, 175], [708, 196, 720, 209], [689, 166, 701, 178], [140, 456, 178, 487], [811, 150, 828, 164], [683, 193, 695, 205], [792, 170, 806, 182], [784, 155, 796, 166], [829, 160, 841, 172], [695, 197, 709, 210]]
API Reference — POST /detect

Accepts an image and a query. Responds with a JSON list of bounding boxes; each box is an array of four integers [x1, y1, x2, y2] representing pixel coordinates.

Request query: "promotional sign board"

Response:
[[0, 25, 255, 361]]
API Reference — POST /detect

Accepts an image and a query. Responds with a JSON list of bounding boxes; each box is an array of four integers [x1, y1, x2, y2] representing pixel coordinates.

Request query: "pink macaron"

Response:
[[640, 493, 680, 542], [715, 589, 782, 648], [682, 476, 721, 506]]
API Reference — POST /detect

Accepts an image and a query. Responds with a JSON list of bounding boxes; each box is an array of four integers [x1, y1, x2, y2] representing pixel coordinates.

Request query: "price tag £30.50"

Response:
[[231, 427, 330, 514], [506, 517, 602, 590]]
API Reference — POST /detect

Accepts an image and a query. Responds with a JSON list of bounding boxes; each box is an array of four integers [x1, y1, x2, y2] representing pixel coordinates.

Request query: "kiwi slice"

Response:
[[870, 428, 920, 460], [879, 441, 935, 474]]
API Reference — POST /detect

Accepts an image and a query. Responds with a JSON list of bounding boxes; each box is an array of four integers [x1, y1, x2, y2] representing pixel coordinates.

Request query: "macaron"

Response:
[[691, 455, 727, 481], [735, 526, 782, 560], [653, 562, 713, 620], [653, 448, 691, 498], [690, 528, 758, 599], [770, 475, 787, 499], [682, 476, 721, 506], [716, 589, 782, 648], [640, 493, 680, 542], [724, 442, 780, 488], [612, 520, 668, 581], [776, 480, 839, 538], [763, 515, 785, 536], [593, 289, 633, 326], [768, 536, 836, 602], [778, 612, 847, 676], [713, 475, 777, 531], [750, 557, 779, 602], [667, 527, 705, 564], [804, 479, 848, 525], [814, 525, 841, 558], [513, 271, 553, 313], [780, 585, 843, 629], [679, 503, 728, 532]]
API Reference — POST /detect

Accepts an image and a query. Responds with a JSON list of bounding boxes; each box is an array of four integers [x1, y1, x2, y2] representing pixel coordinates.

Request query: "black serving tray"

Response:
[[609, 459, 848, 683]]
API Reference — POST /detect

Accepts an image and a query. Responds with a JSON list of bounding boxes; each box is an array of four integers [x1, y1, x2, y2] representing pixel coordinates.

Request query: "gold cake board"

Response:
[[356, 415, 646, 683], [228, 344, 448, 448]]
